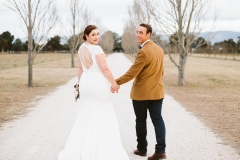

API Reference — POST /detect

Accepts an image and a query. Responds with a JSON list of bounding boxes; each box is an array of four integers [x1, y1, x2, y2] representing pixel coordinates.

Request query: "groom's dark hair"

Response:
[[140, 23, 152, 35]]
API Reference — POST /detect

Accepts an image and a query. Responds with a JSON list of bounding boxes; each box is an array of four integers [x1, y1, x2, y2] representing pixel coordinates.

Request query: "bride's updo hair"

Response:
[[82, 25, 98, 41]]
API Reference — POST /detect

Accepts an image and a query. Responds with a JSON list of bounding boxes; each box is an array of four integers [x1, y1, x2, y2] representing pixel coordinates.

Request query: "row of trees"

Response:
[[167, 34, 240, 54], [214, 37, 240, 53], [0, 30, 123, 53], [1, 29, 239, 54], [0, 31, 62, 52], [0, 32, 70, 52]]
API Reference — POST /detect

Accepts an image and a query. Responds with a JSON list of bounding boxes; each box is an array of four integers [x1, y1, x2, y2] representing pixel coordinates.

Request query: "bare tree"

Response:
[[121, 0, 153, 55], [64, 0, 87, 68], [121, 21, 138, 54], [61, 0, 102, 68], [98, 31, 114, 53], [144, 0, 217, 86], [122, 0, 163, 55], [121, 7, 137, 54], [130, 0, 152, 26], [2, 0, 58, 87]]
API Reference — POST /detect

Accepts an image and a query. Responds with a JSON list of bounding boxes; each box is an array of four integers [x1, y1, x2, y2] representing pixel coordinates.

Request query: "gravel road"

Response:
[[0, 53, 239, 160]]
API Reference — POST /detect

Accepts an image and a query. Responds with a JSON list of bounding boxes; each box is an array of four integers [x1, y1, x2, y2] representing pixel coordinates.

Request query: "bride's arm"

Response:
[[96, 54, 119, 90], [77, 55, 83, 84]]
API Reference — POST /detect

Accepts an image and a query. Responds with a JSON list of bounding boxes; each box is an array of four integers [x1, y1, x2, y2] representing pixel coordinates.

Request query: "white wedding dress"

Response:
[[58, 42, 129, 160]]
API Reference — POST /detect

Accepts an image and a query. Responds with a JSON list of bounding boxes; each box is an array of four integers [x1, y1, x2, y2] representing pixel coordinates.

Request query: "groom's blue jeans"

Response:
[[133, 99, 166, 154]]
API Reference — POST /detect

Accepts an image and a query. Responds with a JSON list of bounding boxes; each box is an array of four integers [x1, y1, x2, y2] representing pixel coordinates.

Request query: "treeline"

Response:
[[166, 34, 240, 54], [0, 31, 123, 53], [214, 38, 240, 54], [1, 30, 240, 55], [0, 31, 68, 53]]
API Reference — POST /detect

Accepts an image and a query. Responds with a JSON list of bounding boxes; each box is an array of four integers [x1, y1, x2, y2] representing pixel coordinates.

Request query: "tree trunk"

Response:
[[28, 59, 33, 87], [27, 0, 33, 87], [176, 0, 185, 86], [71, 49, 75, 68], [27, 32, 33, 87], [71, 1, 76, 68], [178, 52, 185, 86]]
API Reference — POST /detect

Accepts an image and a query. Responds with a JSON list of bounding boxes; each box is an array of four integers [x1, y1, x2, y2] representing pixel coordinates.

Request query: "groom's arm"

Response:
[[116, 50, 147, 85]]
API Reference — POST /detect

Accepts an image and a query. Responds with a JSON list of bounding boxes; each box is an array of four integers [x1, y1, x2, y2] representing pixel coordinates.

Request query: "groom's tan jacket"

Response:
[[116, 40, 164, 100]]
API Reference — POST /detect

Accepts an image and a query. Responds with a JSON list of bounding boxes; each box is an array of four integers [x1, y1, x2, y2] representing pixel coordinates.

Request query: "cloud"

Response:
[[57, 0, 130, 35], [212, 0, 240, 20]]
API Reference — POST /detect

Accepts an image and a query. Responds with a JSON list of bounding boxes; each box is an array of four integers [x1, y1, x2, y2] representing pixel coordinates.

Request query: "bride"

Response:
[[58, 25, 129, 160]]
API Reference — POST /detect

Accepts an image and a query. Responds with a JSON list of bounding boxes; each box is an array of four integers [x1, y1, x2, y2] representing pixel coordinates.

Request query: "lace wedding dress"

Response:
[[58, 42, 129, 160]]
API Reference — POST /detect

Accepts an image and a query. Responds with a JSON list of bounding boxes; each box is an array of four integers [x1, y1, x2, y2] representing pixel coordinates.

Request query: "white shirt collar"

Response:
[[141, 39, 150, 48]]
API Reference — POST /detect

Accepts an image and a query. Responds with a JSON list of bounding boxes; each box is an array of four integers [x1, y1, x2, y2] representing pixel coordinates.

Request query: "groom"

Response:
[[111, 23, 166, 160]]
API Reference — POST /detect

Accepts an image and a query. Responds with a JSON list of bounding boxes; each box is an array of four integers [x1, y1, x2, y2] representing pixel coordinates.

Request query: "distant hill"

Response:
[[199, 31, 240, 44], [159, 31, 240, 44]]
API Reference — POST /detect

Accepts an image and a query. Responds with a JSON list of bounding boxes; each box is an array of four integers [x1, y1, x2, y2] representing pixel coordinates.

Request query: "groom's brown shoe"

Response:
[[148, 153, 166, 160], [134, 149, 147, 157]]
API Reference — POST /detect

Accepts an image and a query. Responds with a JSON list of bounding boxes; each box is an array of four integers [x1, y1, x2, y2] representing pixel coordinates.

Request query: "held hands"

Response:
[[110, 83, 120, 93]]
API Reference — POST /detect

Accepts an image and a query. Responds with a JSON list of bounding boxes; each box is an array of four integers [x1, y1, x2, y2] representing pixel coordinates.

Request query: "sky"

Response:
[[0, 0, 239, 39]]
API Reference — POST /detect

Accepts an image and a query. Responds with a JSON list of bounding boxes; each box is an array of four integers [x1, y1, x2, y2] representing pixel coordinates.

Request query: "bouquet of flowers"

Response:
[[74, 84, 80, 102]]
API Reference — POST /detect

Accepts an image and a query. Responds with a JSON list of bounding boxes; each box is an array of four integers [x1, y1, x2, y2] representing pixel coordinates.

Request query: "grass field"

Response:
[[163, 54, 240, 153], [0, 53, 78, 125], [192, 53, 240, 61], [0, 52, 239, 153]]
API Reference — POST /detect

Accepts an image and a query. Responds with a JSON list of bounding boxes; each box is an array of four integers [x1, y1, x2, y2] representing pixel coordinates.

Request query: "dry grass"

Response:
[[193, 53, 240, 61], [164, 55, 240, 153], [0, 53, 78, 126], [125, 53, 240, 153]]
